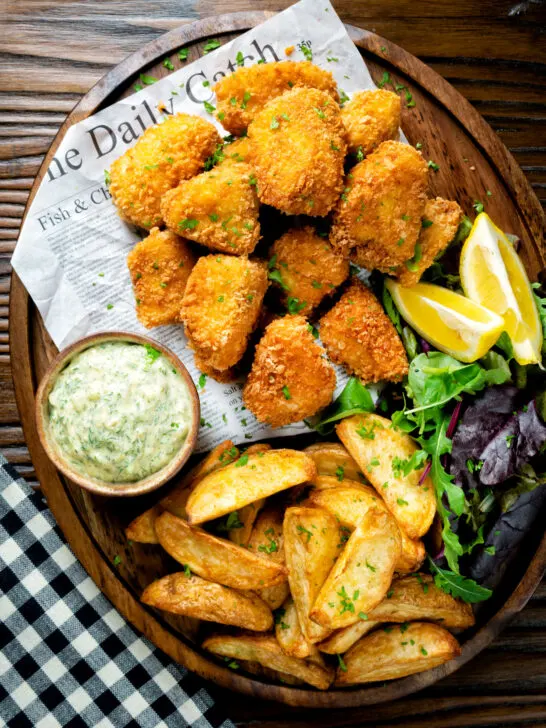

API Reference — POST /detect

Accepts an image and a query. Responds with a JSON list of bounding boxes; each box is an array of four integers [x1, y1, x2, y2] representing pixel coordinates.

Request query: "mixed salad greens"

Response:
[[311, 217, 546, 604]]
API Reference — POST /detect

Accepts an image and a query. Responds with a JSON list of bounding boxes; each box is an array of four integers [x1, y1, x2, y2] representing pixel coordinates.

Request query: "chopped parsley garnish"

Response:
[[287, 297, 306, 314], [179, 218, 199, 230], [184, 564, 191, 577], [113, 555, 122, 566], [282, 385, 291, 400], [241, 91, 251, 109], [337, 654, 347, 672], [422, 218, 433, 228], [235, 454, 249, 468], [405, 243, 423, 273], [296, 524, 313, 543], [377, 71, 392, 88], [314, 107, 326, 119], [104, 170, 111, 185], [427, 160, 440, 172], [301, 45, 312, 61], [163, 58, 174, 70], [392, 450, 428, 478], [337, 586, 359, 614], [358, 612, 368, 620], [203, 39, 221, 54], [236, 51, 244, 67], [203, 100, 216, 114], [307, 323, 319, 339], [139, 73, 158, 85], [330, 140, 340, 151], [268, 268, 289, 290], [198, 373, 207, 388], [356, 422, 378, 440], [365, 560, 376, 572], [335, 465, 345, 482], [473, 200, 485, 214], [178, 48, 188, 61], [356, 146, 364, 162]]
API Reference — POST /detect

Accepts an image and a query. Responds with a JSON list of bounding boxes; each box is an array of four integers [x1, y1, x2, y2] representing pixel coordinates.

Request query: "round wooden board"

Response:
[[9, 11, 546, 709]]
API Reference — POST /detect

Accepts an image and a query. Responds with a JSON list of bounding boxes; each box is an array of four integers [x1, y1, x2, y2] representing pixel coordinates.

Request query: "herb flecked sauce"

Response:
[[48, 342, 191, 482]]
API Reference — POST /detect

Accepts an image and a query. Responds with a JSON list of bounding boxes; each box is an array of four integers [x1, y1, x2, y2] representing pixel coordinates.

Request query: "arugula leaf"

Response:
[[382, 283, 402, 335], [308, 377, 374, 435], [480, 350, 512, 386], [428, 556, 492, 603], [532, 283, 546, 354], [495, 331, 514, 360]]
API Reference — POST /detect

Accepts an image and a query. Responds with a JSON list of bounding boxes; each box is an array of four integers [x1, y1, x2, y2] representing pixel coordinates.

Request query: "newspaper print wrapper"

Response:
[[12, 0, 382, 452]]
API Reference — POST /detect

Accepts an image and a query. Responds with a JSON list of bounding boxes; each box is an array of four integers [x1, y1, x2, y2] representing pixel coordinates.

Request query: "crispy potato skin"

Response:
[[317, 619, 380, 655], [203, 634, 334, 690], [243, 315, 336, 427], [336, 413, 437, 539], [248, 505, 290, 610], [283, 507, 339, 644], [319, 280, 409, 384], [125, 504, 162, 544], [336, 622, 461, 685], [248, 87, 347, 216], [155, 511, 287, 590], [161, 160, 260, 255], [109, 113, 221, 229], [214, 60, 339, 135], [126, 227, 195, 328], [330, 140, 428, 261], [142, 572, 272, 631], [341, 90, 400, 157], [396, 197, 463, 286], [368, 574, 475, 628], [304, 443, 363, 482], [186, 449, 317, 524], [268, 227, 349, 314], [181, 255, 268, 372], [311, 507, 401, 630]]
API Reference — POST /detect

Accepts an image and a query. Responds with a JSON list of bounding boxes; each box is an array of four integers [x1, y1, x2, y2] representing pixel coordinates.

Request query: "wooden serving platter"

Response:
[[9, 11, 546, 708]]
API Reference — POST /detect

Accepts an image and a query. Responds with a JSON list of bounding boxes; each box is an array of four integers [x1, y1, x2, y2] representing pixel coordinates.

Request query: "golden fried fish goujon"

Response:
[[141, 573, 273, 631], [185, 449, 317, 524], [181, 255, 268, 373], [310, 507, 401, 630], [336, 622, 461, 685], [330, 140, 428, 261], [247, 86, 347, 216], [268, 227, 349, 314], [319, 280, 409, 384], [341, 89, 401, 157], [214, 60, 339, 135], [243, 315, 336, 427], [109, 113, 221, 229], [161, 160, 260, 255], [127, 228, 195, 329], [336, 413, 437, 539]]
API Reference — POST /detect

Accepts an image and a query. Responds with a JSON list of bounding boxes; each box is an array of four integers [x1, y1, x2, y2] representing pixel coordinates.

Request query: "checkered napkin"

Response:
[[0, 455, 235, 728]]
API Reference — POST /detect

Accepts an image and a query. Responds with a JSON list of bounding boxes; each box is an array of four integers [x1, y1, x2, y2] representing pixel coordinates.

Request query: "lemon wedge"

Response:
[[386, 280, 505, 363], [460, 212, 542, 365]]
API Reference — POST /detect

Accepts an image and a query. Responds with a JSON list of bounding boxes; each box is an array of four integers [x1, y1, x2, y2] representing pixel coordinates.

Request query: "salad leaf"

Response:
[[308, 377, 374, 435], [532, 282, 546, 354], [500, 463, 546, 513], [382, 283, 402, 335], [428, 556, 492, 603]]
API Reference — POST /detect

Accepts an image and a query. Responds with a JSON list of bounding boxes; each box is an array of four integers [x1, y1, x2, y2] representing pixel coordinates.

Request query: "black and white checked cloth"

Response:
[[0, 454, 235, 728]]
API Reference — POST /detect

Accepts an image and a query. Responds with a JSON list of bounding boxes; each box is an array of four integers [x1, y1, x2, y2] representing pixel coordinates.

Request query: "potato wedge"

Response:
[[304, 443, 363, 483], [245, 443, 272, 455], [161, 440, 239, 518], [336, 622, 461, 685], [317, 620, 380, 654], [336, 414, 436, 539], [276, 597, 314, 659], [203, 634, 334, 690], [283, 507, 339, 643], [227, 499, 265, 547], [308, 485, 425, 574], [186, 449, 316, 524], [248, 505, 290, 610], [125, 504, 162, 544], [155, 511, 287, 590], [311, 507, 401, 630], [368, 574, 475, 628], [142, 572, 272, 631], [239, 660, 303, 685]]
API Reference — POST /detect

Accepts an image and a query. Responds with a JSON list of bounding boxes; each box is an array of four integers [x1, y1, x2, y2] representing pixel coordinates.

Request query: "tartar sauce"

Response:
[[48, 341, 192, 483]]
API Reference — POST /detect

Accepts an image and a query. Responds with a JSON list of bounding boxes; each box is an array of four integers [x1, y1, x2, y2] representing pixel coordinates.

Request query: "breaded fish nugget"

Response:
[[243, 315, 336, 427], [214, 61, 339, 135], [341, 89, 400, 157], [269, 227, 349, 314], [161, 160, 260, 255], [109, 113, 221, 229], [319, 280, 408, 384], [181, 255, 268, 372], [248, 87, 347, 216], [396, 197, 462, 286], [330, 140, 428, 261], [127, 227, 195, 328], [350, 242, 399, 274], [219, 136, 252, 165]]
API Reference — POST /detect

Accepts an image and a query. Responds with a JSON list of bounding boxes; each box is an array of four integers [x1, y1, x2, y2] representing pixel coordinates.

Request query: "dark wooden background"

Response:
[[2, 1, 546, 725]]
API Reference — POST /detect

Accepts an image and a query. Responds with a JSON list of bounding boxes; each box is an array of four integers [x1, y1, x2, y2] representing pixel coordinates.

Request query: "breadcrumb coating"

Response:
[[330, 140, 428, 261], [181, 255, 268, 372], [161, 160, 260, 255], [248, 87, 347, 216], [214, 60, 339, 135], [395, 197, 462, 286], [126, 227, 195, 328], [319, 280, 408, 384], [109, 113, 221, 229], [218, 136, 252, 165], [243, 315, 336, 427], [269, 227, 349, 314], [341, 90, 400, 157]]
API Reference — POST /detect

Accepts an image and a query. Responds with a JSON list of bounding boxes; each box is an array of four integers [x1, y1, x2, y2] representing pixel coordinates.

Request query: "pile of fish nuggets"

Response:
[[111, 60, 463, 427], [127, 413, 473, 688]]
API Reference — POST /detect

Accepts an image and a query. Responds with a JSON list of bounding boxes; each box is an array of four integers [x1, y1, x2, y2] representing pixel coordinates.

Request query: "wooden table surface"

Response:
[[2, 1, 546, 725]]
